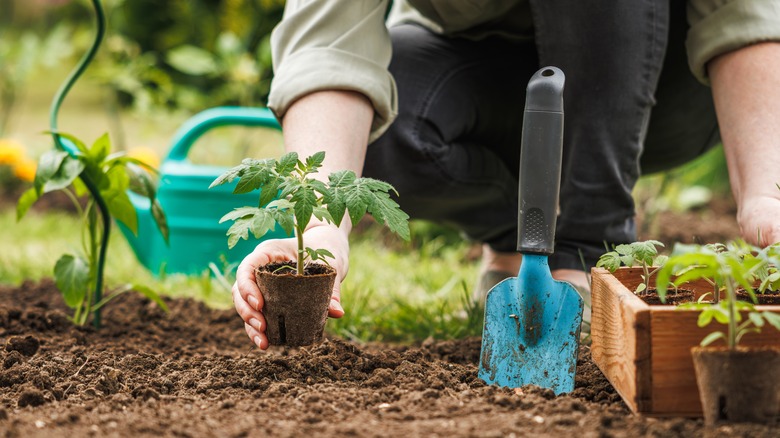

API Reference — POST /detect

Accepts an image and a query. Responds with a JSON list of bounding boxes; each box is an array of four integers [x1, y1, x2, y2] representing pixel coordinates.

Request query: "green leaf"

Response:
[[291, 185, 317, 231], [700, 331, 727, 347], [635, 283, 646, 295], [312, 206, 333, 224], [131, 284, 170, 313], [305, 247, 334, 265], [748, 312, 765, 328], [166, 45, 219, 75], [304, 151, 326, 172], [43, 155, 85, 193], [324, 170, 356, 226], [257, 176, 281, 207], [151, 200, 170, 244], [54, 254, 90, 308], [762, 311, 780, 331], [276, 152, 298, 175], [102, 166, 137, 233], [34, 149, 69, 191], [219, 206, 262, 223], [596, 251, 621, 272], [16, 187, 39, 221], [272, 209, 295, 236], [126, 162, 157, 198], [234, 165, 273, 194], [221, 208, 279, 249], [89, 133, 111, 163], [210, 162, 248, 188]]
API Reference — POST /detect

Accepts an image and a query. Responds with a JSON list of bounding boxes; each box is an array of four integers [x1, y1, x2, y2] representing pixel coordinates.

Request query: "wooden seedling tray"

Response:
[[590, 267, 780, 417]]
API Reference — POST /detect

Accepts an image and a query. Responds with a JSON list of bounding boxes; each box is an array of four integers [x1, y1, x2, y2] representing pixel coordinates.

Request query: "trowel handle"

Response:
[[166, 106, 281, 162], [517, 67, 565, 255]]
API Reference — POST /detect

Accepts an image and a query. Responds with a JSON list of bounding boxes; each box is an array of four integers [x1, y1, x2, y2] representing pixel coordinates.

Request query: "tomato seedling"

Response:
[[597, 240, 668, 295], [211, 151, 410, 275], [657, 241, 780, 349]]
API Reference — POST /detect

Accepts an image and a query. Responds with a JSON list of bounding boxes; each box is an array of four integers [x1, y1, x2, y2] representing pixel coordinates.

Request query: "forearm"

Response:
[[710, 42, 780, 202], [282, 90, 374, 237], [709, 42, 780, 244]]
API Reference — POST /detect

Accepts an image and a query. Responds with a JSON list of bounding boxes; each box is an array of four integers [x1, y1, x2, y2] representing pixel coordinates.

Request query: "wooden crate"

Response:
[[590, 267, 780, 417]]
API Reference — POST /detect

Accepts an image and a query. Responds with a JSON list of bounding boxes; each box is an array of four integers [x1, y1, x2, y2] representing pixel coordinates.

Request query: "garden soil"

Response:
[[1, 280, 777, 438]]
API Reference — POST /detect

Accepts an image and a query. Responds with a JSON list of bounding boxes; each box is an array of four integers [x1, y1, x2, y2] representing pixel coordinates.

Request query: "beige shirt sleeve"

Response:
[[687, 0, 780, 84], [268, 0, 397, 143]]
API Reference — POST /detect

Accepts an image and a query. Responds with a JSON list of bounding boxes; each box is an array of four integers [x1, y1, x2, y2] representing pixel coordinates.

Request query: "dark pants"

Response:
[[363, 1, 719, 270]]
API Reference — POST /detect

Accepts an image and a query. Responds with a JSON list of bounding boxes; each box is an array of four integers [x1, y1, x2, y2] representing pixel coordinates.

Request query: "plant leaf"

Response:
[[34, 149, 68, 192], [291, 184, 317, 231], [89, 132, 111, 163], [762, 311, 780, 331], [54, 254, 90, 308], [700, 331, 727, 347], [276, 152, 298, 175], [16, 187, 39, 221], [166, 45, 219, 75], [129, 284, 170, 312], [151, 199, 170, 244]]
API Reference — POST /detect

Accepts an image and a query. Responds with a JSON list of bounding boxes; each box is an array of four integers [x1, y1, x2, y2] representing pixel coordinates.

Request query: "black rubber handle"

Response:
[[517, 67, 565, 255]]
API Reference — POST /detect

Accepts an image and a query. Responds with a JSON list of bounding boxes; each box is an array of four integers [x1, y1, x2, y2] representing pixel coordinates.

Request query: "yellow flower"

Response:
[[127, 146, 161, 170], [13, 157, 37, 182], [0, 139, 25, 166]]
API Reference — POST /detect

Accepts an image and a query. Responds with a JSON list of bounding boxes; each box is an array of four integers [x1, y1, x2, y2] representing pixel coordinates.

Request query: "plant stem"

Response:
[[49, 0, 108, 330], [642, 262, 650, 295], [296, 225, 304, 276], [726, 278, 737, 350]]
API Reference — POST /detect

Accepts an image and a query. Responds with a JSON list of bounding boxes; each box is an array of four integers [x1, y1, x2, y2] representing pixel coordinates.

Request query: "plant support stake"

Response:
[[49, 0, 108, 328]]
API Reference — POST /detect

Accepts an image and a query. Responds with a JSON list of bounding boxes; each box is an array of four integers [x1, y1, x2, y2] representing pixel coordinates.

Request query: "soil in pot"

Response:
[[736, 290, 780, 305], [256, 261, 336, 347], [691, 346, 780, 425], [637, 289, 694, 305]]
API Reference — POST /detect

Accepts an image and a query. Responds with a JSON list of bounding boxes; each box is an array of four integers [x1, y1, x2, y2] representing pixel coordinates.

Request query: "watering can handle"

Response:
[[517, 67, 565, 255], [165, 106, 281, 162]]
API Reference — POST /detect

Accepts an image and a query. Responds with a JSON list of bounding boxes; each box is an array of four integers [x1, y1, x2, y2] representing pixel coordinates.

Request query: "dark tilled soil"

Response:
[[0, 280, 777, 437]]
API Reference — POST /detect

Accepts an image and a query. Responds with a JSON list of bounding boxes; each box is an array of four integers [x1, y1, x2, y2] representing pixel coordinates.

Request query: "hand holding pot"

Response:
[[233, 223, 349, 349]]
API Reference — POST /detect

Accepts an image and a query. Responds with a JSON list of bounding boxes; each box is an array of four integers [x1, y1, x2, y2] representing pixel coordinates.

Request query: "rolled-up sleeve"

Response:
[[687, 0, 780, 84], [268, 0, 398, 143]]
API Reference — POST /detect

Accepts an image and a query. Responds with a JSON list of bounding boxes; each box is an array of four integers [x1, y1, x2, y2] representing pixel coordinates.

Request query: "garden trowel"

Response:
[[478, 67, 583, 395]]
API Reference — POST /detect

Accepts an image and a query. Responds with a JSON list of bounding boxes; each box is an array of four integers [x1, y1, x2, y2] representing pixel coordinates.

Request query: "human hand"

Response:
[[737, 193, 780, 247], [232, 223, 350, 349]]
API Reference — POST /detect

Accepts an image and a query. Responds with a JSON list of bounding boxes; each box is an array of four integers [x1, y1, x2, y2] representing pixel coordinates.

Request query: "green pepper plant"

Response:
[[656, 241, 780, 349], [210, 151, 411, 275], [596, 240, 668, 295], [17, 132, 169, 327]]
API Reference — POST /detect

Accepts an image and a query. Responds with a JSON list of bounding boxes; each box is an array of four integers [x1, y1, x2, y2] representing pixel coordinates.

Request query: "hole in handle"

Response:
[[541, 69, 555, 77]]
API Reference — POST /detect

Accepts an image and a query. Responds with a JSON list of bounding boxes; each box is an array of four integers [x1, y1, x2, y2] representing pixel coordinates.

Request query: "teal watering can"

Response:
[[119, 106, 288, 276]]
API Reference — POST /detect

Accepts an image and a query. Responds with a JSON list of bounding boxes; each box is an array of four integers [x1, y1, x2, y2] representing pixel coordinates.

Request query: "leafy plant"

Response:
[[657, 241, 780, 349], [597, 240, 668, 295], [16, 132, 169, 326], [210, 151, 411, 275]]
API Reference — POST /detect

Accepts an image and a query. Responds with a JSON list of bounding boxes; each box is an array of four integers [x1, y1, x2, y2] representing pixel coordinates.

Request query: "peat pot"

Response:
[[691, 346, 780, 425], [590, 267, 780, 417], [255, 262, 336, 347]]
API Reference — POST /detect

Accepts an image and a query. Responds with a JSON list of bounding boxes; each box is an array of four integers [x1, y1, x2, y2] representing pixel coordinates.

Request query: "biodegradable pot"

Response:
[[255, 262, 336, 347], [591, 267, 780, 417], [691, 346, 780, 425]]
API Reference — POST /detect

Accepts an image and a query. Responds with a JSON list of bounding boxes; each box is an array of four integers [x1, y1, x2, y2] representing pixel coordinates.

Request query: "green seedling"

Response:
[[211, 151, 411, 275], [657, 241, 780, 349], [597, 240, 668, 295], [16, 132, 169, 327]]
